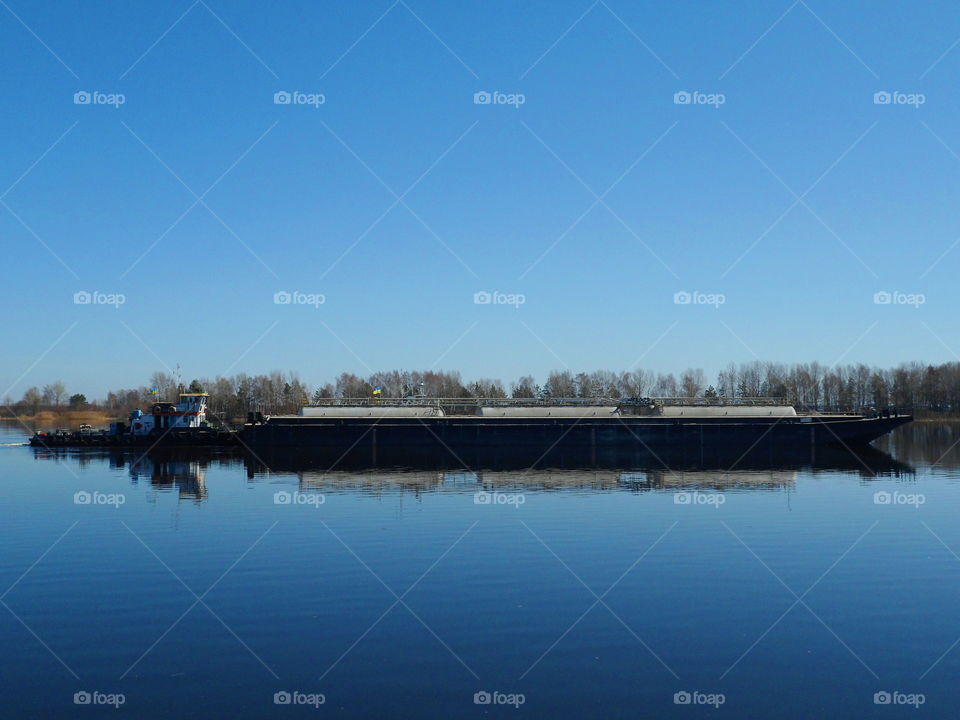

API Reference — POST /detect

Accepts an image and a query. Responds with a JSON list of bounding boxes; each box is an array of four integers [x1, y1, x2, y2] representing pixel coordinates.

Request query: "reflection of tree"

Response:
[[878, 422, 960, 468]]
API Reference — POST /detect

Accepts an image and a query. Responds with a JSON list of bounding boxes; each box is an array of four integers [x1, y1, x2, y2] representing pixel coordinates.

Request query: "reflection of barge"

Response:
[[29, 436, 914, 505], [242, 397, 912, 460]]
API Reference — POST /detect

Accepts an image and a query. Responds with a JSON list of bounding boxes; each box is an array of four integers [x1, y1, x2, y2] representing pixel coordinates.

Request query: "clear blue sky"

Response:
[[3, 0, 960, 399]]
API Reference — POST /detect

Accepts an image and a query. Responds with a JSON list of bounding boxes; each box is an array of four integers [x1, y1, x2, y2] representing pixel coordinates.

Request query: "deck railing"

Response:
[[305, 396, 788, 409]]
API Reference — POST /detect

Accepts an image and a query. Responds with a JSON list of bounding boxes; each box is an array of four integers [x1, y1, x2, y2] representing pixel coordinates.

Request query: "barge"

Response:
[[29, 395, 911, 456], [241, 397, 912, 463]]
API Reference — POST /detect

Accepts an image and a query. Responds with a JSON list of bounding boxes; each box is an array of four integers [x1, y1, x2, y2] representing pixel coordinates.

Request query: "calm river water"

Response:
[[1, 422, 957, 718]]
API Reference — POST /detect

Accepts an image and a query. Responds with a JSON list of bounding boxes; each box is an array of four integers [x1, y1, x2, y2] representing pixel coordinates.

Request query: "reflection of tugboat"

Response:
[[29, 392, 237, 447], [128, 455, 208, 501]]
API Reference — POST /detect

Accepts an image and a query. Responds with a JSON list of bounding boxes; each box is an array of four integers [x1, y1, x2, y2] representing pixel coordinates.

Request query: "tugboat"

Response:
[[29, 392, 237, 447]]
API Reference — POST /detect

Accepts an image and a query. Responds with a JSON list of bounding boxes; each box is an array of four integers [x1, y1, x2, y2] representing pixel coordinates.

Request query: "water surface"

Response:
[[1, 422, 958, 718]]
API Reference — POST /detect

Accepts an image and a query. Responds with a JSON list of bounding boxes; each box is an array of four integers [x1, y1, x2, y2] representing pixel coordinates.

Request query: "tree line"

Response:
[[8, 381, 87, 416], [5, 360, 960, 420]]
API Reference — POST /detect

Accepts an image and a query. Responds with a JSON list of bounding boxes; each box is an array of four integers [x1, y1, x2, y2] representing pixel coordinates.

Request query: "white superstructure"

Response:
[[126, 393, 209, 436]]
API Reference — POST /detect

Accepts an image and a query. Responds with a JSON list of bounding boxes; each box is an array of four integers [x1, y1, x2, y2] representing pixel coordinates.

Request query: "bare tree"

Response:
[[545, 370, 576, 398], [680, 368, 705, 398], [22, 387, 42, 415], [149, 371, 176, 400], [51, 380, 66, 407], [511, 376, 536, 398]]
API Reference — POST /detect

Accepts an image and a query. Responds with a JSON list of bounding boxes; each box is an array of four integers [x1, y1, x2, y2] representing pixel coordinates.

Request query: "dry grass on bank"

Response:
[[1, 409, 115, 429]]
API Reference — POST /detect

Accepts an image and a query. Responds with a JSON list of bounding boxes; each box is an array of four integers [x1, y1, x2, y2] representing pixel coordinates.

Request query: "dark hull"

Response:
[[28, 427, 238, 448], [241, 414, 913, 467]]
